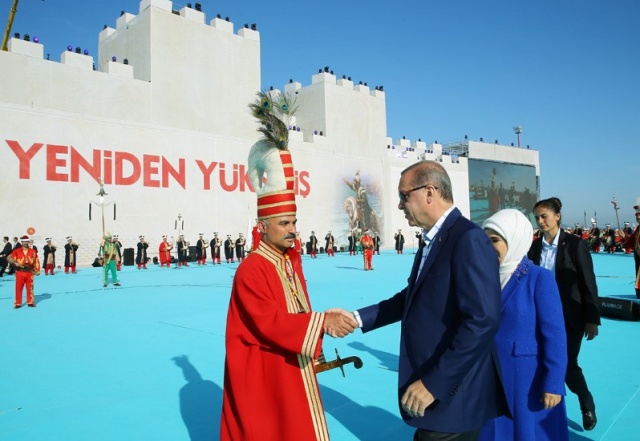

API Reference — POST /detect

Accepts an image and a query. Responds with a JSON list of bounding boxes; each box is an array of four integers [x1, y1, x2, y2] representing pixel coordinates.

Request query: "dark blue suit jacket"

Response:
[[358, 209, 509, 432]]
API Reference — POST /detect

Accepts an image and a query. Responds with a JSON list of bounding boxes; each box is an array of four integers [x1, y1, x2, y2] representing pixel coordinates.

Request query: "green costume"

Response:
[[100, 239, 120, 287]]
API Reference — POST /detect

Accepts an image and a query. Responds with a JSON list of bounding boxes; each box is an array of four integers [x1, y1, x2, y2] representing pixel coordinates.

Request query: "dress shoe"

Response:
[[582, 410, 597, 431]]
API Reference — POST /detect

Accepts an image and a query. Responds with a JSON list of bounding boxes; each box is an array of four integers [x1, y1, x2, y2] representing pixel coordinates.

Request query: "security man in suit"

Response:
[[529, 197, 601, 431]]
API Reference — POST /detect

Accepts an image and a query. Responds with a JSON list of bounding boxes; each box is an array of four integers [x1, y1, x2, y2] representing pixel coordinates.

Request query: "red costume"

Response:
[[251, 224, 261, 251], [8, 241, 41, 308], [221, 242, 329, 440], [158, 238, 173, 268], [294, 236, 302, 254], [623, 224, 640, 296], [360, 233, 374, 270]]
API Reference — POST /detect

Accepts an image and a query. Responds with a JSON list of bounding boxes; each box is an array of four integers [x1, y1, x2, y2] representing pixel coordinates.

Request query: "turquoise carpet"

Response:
[[0, 249, 638, 440]]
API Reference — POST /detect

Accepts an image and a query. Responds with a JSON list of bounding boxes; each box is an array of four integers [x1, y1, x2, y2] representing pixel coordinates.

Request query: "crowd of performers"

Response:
[[157, 232, 249, 267], [3, 206, 637, 306], [156, 228, 388, 271], [541, 220, 637, 255], [0, 235, 79, 278]]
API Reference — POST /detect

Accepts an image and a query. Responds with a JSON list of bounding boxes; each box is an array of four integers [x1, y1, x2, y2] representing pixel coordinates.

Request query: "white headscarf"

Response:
[[482, 209, 534, 289]]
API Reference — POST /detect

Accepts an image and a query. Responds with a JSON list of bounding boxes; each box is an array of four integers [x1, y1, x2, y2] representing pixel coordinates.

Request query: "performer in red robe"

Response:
[[622, 204, 640, 299], [251, 219, 261, 251], [222, 238, 330, 440], [7, 235, 41, 308], [293, 232, 302, 254], [221, 91, 356, 440], [158, 235, 173, 268], [623, 221, 634, 254], [360, 229, 374, 270]]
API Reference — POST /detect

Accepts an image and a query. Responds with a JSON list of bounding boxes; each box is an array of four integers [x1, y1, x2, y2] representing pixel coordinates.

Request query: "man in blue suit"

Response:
[[348, 161, 509, 440]]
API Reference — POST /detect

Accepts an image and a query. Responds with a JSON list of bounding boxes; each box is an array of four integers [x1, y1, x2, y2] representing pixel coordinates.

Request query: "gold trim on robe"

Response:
[[253, 241, 330, 440]]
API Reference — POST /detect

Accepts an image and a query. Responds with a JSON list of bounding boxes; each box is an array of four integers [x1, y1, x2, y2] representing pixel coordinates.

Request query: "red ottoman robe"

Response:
[[221, 241, 329, 441]]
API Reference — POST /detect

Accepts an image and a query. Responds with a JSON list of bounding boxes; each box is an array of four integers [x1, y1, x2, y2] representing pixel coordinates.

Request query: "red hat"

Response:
[[20, 235, 29, 242], [248, 91, 298, 220]]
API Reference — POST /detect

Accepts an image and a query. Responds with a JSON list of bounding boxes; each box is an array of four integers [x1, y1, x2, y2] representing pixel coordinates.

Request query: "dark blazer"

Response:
[[358, 208, 508, 433], [528, 229, 600, 332]]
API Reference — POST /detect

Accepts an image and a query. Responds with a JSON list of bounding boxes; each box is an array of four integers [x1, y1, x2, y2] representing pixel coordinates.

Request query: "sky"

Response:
[[5, 0, 639, 227]]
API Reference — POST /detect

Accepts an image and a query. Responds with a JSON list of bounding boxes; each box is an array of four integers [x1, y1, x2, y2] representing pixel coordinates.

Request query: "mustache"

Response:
[[285, 233, 297, 240]]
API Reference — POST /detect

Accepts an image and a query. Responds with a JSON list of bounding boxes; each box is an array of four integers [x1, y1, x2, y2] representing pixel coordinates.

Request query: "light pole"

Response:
[[513, 125, 523, 147]]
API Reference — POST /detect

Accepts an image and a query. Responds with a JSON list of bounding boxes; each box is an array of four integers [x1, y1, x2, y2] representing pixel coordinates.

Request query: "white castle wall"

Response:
[[0, 0, 538, 264]]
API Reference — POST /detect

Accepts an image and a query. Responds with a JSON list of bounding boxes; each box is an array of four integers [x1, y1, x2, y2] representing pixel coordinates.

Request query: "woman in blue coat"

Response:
[[480, 209, 569, 441]]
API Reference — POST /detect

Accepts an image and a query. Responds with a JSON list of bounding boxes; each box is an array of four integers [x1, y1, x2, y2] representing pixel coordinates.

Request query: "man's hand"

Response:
[[541, 392, 561, 409], [323, 310, 357, 338], [584, 323, 599, 341], [401, 379, 434, 418]]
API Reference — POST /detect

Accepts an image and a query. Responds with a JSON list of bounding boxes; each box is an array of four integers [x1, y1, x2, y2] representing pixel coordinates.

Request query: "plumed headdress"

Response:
[[247, 91, 298, 220]]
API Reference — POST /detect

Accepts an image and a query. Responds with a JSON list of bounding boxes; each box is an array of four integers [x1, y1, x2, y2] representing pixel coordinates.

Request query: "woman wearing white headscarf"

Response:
[[480, 209, 568, 441]]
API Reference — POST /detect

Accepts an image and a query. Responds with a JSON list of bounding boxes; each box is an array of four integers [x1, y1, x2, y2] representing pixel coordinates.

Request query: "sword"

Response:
[[315, 348, 363, 377]]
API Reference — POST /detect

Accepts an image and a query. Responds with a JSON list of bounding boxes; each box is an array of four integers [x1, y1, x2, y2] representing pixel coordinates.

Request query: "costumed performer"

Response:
[[64, 236, 79, 274], [99, 232, 120, 287], [43, 237, 57, 275], [159, 235, 173, 268], [220, 91, 357, 441], [621, 202, 640, 299], [7, 235, 41, 308], [136, 235, 149, 269], [360, 229, 374, 270]]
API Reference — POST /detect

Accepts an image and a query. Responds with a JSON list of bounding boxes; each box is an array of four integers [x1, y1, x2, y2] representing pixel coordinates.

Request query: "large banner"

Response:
[[0, 108, 385, 264]]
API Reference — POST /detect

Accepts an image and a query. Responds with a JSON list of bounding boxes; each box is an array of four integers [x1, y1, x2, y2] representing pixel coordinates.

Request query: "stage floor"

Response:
[[1, 249, 638, 440]]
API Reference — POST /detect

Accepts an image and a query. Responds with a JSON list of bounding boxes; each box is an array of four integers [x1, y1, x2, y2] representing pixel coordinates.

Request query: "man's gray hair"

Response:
[[401, 160, 454, 202]]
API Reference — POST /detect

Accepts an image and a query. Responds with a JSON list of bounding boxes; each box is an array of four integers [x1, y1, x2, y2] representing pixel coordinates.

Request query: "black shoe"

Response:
[[114, 282, 121, 286], [27, 303, 36, 308], [582, 410, 597, 431], [103, 284, 107, 287], [14, 304, 22, 309]]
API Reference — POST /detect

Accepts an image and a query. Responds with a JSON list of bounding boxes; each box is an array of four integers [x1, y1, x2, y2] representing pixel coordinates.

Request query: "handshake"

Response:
[[323, 308, 359, 338]]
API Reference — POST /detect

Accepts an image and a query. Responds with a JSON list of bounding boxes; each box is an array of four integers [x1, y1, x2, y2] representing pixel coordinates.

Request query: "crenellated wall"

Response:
[[0, 0, 539, 264]]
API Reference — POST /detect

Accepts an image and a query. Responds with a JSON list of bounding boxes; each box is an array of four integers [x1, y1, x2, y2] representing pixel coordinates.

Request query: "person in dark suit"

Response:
[[528, 197, 601, 431], [332, 161, 509, 440], [0, 236, 13, 277], [394, 229, 405, 253], [348, 231, 357, 255]]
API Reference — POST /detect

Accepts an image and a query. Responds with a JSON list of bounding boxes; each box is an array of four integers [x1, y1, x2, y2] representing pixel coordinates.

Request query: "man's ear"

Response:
[[258, 220, 267, 233]]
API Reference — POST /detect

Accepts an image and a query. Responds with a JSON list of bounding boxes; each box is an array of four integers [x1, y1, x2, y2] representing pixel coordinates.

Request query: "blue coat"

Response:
[[358, 208, 509, 432], [480, 257, 568, 441]]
